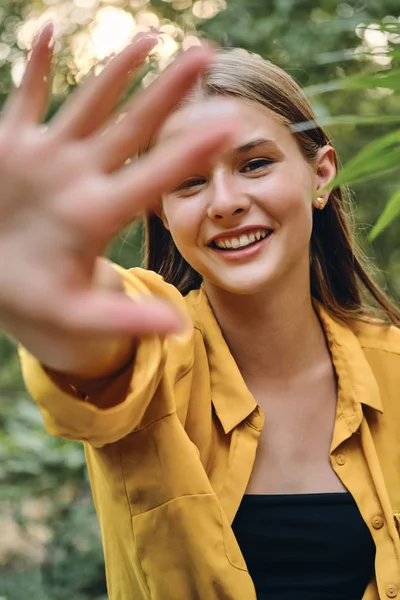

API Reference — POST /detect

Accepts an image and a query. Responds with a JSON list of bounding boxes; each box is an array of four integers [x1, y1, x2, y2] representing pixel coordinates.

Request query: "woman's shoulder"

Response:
[[117, 267, 213, 335], [352, 319, 400, 357], [119, 266, 181, 296], [347, 319, 400, 412], [318, 302, 400, 397], [118, 266, 190, 315]]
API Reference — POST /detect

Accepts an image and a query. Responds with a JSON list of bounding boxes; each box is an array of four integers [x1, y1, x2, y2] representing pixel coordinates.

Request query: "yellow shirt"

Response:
[[20, 268, 400, 600]]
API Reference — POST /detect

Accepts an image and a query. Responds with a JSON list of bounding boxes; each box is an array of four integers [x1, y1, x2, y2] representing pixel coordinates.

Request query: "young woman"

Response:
[[1, 23, 400, 600]]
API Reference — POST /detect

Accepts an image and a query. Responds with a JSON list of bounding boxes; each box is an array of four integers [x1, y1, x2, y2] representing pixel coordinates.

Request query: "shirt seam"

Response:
[[193, 324, 203, 335], [219, 428, 240, 500], [175, 362, 193, 383], [116, 445, 153, 598], [245, 419, 262, 432], [118, 443, 134, 519], [132, 408, 176, 434], [361, 345, 400, 356], [330, 337, 363, 431], [130, 491, 217, 517]]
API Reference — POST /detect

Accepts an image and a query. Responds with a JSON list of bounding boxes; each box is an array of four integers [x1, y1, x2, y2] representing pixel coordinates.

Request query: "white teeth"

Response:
[[214, 229, 269, 250]]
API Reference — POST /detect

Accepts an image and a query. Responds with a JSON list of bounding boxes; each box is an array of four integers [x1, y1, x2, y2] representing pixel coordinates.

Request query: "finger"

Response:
[[59, 292, 185, 336], [3, 21, 54, 124], [93, 45, 215, 172], [51, 34, 158, 139], [91, 120, 238, 233]]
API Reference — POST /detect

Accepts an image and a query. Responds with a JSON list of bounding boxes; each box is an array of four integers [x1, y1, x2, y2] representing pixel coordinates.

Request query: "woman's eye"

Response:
[[241, 158, 272, 173], [175, 177, 206, 192]]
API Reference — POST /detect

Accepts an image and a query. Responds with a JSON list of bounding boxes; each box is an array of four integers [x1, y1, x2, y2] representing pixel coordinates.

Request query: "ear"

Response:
[[312, 145, 336, 209], [153, 201, 170, 231]]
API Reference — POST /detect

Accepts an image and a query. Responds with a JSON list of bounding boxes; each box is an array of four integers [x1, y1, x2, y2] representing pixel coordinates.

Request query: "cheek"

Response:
[[258, 172, 314, 243], [283, 194, 313, 240], [258, 180, 312, 223], [280, 166, 313, 218], [162, 198, 203, 247]]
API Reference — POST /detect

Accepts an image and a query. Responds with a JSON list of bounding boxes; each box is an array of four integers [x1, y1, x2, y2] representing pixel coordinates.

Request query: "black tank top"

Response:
[[231, 493, 376, 599]]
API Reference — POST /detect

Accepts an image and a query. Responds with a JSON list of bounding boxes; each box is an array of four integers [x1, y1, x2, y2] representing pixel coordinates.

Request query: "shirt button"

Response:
[[335, 453, 346, 466], [386, 584, 398, 598], [371, 515, 384, 529]]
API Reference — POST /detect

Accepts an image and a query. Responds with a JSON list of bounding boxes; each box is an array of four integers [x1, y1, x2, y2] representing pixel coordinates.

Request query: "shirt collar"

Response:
[[187, 289, 382, 434], [314, 301, 383, 421], [188, 288, 257, 433]]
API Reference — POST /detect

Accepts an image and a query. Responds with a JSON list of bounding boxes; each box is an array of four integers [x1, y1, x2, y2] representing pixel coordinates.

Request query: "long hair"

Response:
[[145, 50, 400, 325]]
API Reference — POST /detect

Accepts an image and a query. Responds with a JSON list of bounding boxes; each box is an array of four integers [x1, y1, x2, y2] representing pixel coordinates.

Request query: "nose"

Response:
[[206, 171, 250, 221]]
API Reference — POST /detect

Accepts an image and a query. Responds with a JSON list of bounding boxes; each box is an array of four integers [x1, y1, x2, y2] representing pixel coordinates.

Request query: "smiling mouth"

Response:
[[210, 228, 272, 251]]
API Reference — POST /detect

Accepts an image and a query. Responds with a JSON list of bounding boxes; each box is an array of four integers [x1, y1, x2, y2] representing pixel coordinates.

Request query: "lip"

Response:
[[207, 225, 273, 246], [209, 230, 273, 262]]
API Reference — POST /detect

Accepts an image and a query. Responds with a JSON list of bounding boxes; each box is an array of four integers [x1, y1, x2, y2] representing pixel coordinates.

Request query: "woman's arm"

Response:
[[19, 266, 194, 446], [0, 23, 235, 378]]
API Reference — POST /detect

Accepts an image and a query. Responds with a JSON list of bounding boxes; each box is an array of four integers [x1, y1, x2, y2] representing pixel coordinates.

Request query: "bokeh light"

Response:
[[4, 0, 228, 86], [361, 23, 392, 67], [5, 0, 398, 90], [192, 0, 226, 19], [90, 7, 136, 58]]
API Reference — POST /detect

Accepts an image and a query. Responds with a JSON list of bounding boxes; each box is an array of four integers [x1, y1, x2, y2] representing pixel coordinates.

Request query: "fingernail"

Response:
[[48, 29, 56, 51], [34, 20, 53, 46], [134, 30, 160, 43]]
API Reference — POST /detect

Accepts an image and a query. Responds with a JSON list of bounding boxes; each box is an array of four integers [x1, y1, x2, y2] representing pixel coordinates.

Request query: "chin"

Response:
[[205, 271, 280, 297]]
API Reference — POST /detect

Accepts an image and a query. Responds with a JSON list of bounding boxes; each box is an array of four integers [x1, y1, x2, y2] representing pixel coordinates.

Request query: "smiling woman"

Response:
[[146, 51, 398, 321], [4, 37, 400, 600], [153, 94, 334, 297]]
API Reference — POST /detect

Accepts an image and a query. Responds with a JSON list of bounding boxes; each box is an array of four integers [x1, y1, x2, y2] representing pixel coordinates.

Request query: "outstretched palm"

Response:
[[0, 24, 234, 364]]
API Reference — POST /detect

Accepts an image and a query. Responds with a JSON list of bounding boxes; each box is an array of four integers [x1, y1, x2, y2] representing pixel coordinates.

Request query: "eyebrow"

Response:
[[235, 138, 283, 155]]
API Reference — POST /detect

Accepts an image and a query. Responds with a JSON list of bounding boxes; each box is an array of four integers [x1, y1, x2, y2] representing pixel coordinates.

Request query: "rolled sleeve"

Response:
[[19, 331, 166, 447], [19, 267, 191, 447]]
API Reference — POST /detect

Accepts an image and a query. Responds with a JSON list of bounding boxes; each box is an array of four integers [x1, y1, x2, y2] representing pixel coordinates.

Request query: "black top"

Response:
[[231, 493, 376, 600]]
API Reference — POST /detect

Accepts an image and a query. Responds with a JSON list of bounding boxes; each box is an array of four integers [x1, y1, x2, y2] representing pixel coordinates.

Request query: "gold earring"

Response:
[[315, 196, 325, 210]]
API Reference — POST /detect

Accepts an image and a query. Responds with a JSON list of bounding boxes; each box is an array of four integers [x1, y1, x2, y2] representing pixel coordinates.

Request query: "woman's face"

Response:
[[157, 96, 335, 296]]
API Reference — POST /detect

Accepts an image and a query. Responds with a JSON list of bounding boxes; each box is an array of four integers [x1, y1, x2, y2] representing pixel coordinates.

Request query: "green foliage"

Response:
[[370, 189, 400, 240], [0, 0, 399, 598], [0, 392, 106, 599], [328, 129, 400, 187]]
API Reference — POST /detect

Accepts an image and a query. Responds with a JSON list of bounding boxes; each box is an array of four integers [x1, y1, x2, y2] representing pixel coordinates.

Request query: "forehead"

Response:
[[157, 96, 294, 149]]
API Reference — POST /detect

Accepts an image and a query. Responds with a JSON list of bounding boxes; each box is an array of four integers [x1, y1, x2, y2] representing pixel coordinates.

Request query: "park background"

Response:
[[0, 0, 399, 598]]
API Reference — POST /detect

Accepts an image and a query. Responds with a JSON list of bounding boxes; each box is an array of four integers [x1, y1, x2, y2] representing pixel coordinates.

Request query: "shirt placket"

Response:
[[218, 407, 264, 524], [331, 412, 400, 599]]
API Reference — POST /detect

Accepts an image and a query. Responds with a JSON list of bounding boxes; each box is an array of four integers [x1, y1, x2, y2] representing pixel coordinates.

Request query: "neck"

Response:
[[204, 274, 329, 385]]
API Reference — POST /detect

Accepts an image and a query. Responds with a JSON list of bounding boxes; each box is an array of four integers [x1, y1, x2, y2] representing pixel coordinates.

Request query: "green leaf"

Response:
[[325, 128, 400, 189], [369, 189, 400, 241], [291, 114, 400, 133], [303, 69, 400, 96]]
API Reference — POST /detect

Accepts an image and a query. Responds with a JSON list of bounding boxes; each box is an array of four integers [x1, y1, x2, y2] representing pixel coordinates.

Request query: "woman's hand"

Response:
[[0, 23, 234, 371]]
